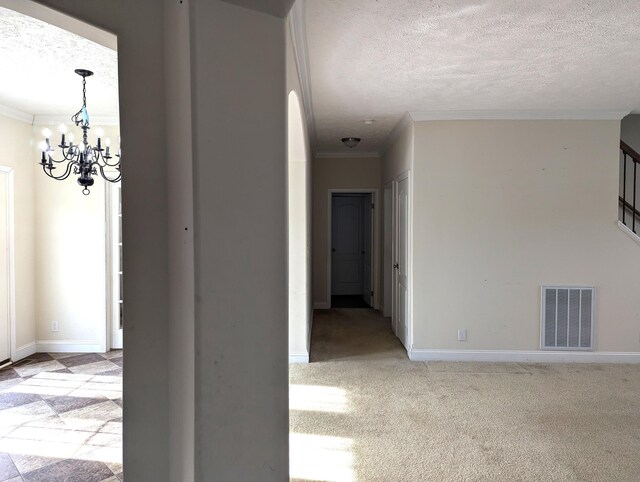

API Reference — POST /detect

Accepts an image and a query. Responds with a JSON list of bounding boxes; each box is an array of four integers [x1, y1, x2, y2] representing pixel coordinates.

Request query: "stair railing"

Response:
[[620, 140, 640, 235]]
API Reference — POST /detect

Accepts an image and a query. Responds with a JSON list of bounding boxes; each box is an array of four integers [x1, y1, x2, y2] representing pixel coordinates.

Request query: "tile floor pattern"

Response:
[[0, 351, 122, 481]]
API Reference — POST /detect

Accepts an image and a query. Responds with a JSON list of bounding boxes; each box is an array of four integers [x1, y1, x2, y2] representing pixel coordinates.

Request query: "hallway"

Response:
[[308, 308, 404, 363], [289, 309, 640, 481]]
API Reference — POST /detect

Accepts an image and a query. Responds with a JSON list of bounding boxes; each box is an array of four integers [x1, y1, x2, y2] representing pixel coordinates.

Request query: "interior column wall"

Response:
[[190, 1, 288, 479], [164, 0, 195, 480], [287, 14, 312, 362]]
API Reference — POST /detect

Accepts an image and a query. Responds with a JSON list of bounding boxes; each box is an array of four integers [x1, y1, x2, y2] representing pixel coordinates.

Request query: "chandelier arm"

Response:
[[93, 150, 106, 164], [42, 161, 77, 181], [101, 156, 121, 168], [60, 147, 77, 161], [49, 152, 71, 164], [95, 163, 121, 183], [91, 149, 121, 169], [49, 145, 83, 164]]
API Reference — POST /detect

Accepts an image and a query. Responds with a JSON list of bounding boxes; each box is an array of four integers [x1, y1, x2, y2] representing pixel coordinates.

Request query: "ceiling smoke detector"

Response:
[[341, 137, 361, 148]]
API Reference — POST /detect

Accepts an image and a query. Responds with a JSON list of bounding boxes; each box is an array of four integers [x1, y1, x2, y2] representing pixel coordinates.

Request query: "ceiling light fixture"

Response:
[[38, 69, 121, 195], [341, 137, 361, 149], [363, 119, 375, 125]]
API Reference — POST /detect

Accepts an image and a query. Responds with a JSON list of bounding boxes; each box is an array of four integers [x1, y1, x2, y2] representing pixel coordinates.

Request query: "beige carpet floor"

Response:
[[289, 308, 640, 482]]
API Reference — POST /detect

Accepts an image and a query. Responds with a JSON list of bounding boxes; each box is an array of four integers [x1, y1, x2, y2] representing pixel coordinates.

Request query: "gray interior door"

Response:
[[331, 195, 364, 295]]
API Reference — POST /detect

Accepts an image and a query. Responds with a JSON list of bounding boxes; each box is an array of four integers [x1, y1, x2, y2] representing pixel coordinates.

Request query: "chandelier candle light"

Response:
[[38, 69, 121, 195]]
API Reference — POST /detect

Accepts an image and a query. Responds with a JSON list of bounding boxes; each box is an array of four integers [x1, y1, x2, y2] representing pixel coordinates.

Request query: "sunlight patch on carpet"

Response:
[[290, 432, 353, 482], [289, 384, 349, 413]]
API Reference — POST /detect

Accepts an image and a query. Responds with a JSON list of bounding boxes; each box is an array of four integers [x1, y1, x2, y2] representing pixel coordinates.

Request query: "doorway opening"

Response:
[[0, 2, 123, 480], [328, 190, 378, 310]]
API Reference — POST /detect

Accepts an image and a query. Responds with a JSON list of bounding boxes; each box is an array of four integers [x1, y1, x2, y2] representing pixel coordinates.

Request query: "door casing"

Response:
[[383, 181, 393, 319], [106, 182, 123, 350], [0, 166, 15, 363]]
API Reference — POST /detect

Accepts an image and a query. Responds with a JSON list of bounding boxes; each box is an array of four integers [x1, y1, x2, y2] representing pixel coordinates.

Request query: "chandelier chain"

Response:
[[71, 76, 88, 127]]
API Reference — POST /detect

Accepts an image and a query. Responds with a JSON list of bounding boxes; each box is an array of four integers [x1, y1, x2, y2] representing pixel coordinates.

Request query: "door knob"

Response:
[[332, 248, 336, 252]]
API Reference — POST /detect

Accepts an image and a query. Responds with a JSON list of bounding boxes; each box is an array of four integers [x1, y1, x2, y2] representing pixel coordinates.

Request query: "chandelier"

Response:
[[38, 69, 121, 195]]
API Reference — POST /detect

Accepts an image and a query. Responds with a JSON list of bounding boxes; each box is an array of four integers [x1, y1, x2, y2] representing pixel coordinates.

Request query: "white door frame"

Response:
[[393, 171, 412, 349], [327, 188, 380, 309], [383, 180, 394, 320], [0, 166, 16, 362], [105, 182, 123, 350]]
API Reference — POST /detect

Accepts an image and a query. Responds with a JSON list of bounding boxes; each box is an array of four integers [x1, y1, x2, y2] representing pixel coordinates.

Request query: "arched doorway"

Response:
[[288, 90, 311, 363]]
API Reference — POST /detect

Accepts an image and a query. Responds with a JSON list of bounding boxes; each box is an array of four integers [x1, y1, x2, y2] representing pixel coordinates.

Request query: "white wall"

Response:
[[382, 115, 414, 184], [287, 15, 312, 362], [312, 156, 381, 306], [0, 115, 119, 355], [411, 120, 640, 354], [0, 114, 35, 357], [33, 124, 119, 352]]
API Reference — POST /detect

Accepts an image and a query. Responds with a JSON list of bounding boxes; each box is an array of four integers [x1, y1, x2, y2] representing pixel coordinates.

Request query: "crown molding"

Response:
[[315, 151, 380, 159], [381, 112, 413, 156], [32, 114, 120, 127], [289, 0, 317, 154], [409, 110, 630, 121], [0, 104, 33, 124]]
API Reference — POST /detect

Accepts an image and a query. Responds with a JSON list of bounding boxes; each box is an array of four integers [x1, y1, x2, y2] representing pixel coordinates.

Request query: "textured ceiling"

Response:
[[305, 0, 640, 154], [0, 7, 118, 118]]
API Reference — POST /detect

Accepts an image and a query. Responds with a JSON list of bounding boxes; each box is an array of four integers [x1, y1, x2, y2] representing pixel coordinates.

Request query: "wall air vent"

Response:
[[541, 286, 594, 350]]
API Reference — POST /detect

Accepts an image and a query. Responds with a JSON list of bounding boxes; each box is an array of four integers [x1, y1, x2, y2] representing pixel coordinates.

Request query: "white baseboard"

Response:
[[409, 349, 640, 364], [289, 353, 310, 364], [36, 340, 104, 353], [313, 302, 330, 310], [13, 342, 36, 361]]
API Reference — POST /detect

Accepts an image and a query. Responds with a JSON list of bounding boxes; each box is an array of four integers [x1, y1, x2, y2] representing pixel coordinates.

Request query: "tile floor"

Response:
[[0, 351, 122, 481]]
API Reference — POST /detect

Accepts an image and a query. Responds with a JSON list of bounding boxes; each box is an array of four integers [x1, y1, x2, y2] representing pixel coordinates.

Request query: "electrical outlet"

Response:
[[457, 329, 467, 342], [51, 320, 59, 332]]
